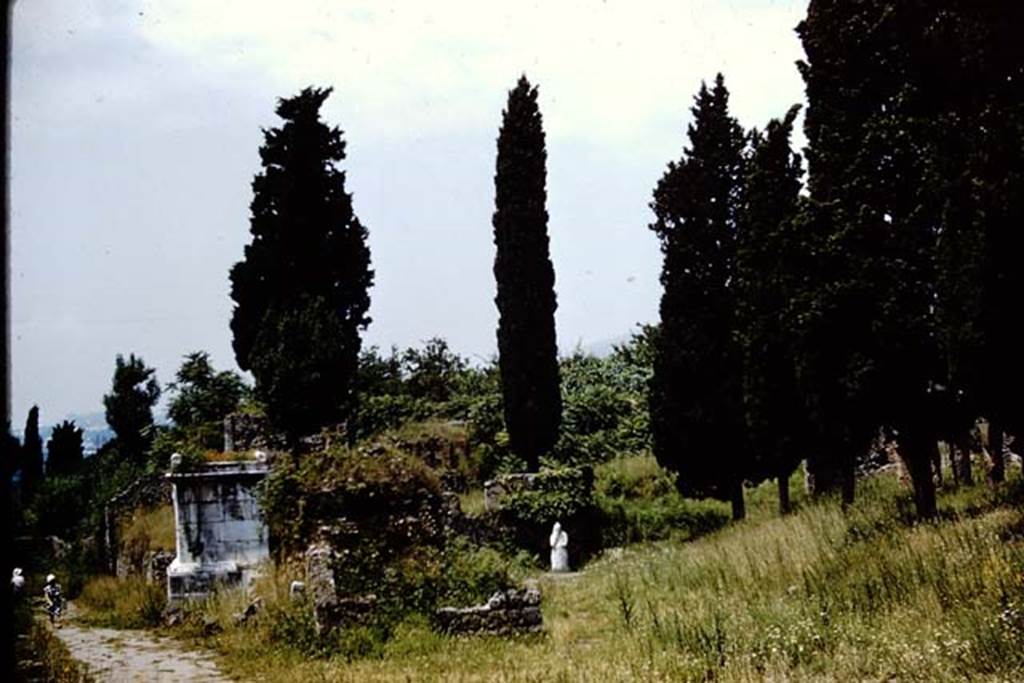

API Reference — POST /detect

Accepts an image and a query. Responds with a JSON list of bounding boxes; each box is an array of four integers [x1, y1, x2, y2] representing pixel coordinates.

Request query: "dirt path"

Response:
[[52, 615, 230, 683]]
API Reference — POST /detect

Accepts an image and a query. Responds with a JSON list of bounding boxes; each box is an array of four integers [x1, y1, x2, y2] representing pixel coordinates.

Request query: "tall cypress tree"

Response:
[[20, 406, 43, 500], [230, 87, 373, 442], [649, 75, 749, 520], [949, 3, 1024, 482], [798, 1, 946, 516], [735, 105, 805, 514], [492, 75, 562, 472]]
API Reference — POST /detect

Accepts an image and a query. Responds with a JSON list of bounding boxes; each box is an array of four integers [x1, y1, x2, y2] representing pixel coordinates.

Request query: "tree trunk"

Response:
[[840, 455, 855, 508], [806, 452, 842, 497], [955, 435, 973, 486], [730, 482, 746, 521], [947, 442, 960, 488], [932, 444, 943, 488], [989, 419, 1005, 484], [778, 473, 791, 515], [903, 430, 939, 519]]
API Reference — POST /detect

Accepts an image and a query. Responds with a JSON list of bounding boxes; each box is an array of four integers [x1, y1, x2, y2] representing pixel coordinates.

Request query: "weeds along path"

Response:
[[52, 609, 230, 683]]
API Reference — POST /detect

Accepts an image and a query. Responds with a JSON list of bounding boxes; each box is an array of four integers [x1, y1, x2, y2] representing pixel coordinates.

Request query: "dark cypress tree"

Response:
[[735, 105, 805, 514], [798, 1, 952, 517], [492, 75, 562, 472], [103, 353, 161, 464], [20, 406, 43, 500], [230, 87, 373, 443], [952, 3, 1024, 482], [649, 75, 749, 520], [45, 421, 84, 476]]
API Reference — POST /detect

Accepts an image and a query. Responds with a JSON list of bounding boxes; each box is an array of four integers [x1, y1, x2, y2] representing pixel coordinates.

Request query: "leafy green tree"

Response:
[[167, 351, 248, 449], [230, 87, 373, 442], [27, 474, 89, 538], [356, 346, 404, 397], [19, 406, 43, 500], [402, 338, 467, 403], [492, 75, 562, 472], [555, 350, 650, 466], [735, 105, 805, 514], [45, 420, 84, 476], [648, 75, 749, 520], [103, 353, 160, 464]]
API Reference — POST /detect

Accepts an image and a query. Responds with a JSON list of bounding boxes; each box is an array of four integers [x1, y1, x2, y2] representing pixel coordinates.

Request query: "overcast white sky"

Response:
[[11, 0, 808, 425]]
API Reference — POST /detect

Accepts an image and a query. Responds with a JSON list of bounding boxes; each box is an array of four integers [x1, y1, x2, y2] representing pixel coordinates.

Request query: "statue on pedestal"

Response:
[[550, 521, 569, 572]]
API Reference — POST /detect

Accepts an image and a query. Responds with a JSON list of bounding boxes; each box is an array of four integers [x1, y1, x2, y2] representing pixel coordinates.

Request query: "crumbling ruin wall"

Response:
[[104, 475, 172, 575], [435, 583, 543, 636]]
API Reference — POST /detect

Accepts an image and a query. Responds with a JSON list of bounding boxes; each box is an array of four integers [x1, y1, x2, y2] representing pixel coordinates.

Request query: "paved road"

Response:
[[53, 619, 229, 683]]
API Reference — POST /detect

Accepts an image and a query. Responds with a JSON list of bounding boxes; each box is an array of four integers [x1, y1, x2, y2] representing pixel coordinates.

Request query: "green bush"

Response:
[[596, 455, 730, 545], [595, 454, 677, 500], [501, 466, 596, 529]]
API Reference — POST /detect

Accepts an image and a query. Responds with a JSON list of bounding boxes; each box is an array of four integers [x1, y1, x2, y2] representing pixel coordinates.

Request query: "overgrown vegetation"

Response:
[[163, 472, 1024, 682], [14, 602, 93, 682], [595, 455, 731, 546], [76, 575, 167, 629]]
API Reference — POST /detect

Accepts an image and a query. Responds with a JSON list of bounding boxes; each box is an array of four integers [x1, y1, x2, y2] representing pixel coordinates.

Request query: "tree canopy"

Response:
[[229, 87, 373, 442], [167, 351, 249, 449], [103, 353, 160, 464], [45, 420, 84, 476]]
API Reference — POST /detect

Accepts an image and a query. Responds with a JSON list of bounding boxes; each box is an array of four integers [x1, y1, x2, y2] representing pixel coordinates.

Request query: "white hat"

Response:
[[46, 574, 56, 583]]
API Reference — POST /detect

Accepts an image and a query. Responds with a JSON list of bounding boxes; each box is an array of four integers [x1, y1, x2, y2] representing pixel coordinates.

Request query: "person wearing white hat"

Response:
[[10, 568, 25, 595], [43, 573, 63, 626]]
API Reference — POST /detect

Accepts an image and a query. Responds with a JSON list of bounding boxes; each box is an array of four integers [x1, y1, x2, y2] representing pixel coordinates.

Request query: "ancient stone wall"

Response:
[[222, 413, 286, 452], [435, 583, 543, 636], [483, 473, 538, 511], [104, 475, 172, 574]]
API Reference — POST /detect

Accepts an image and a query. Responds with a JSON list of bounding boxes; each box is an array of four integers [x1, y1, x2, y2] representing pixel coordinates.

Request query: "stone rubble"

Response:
[[434, 581, 543, 636]]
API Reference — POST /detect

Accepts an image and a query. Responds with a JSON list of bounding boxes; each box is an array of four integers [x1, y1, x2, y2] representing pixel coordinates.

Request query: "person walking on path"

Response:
[[43, 574, 63, 627]]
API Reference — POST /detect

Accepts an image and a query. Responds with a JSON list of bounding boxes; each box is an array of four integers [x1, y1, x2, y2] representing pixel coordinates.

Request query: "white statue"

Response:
[[549, 522, 569, 572]]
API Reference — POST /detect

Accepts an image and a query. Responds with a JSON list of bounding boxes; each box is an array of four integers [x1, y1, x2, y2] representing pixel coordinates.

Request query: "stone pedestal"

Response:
[[166, 460, 270, 603]]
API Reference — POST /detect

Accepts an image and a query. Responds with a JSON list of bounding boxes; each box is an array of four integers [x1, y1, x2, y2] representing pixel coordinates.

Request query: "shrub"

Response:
[[596, 455, 730, 545], [501, 466, 595, 528], [497, 466, 601, 562]]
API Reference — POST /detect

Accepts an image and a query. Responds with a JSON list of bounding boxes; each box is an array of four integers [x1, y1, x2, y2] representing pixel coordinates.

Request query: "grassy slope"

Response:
[[199, 470, 1024, 682]]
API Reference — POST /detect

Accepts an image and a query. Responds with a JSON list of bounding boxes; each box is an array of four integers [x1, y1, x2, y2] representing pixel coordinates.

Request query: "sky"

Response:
[[11, 0, 809, 425]]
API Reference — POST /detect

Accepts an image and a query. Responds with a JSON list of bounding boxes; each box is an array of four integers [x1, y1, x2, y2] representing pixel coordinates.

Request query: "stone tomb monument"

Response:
[[166, 454, 270, 602]]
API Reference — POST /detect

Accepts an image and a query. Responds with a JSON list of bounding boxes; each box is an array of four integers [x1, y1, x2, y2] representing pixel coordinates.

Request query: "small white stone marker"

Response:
[[550, 521, 569, 573]]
